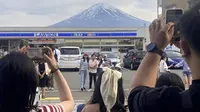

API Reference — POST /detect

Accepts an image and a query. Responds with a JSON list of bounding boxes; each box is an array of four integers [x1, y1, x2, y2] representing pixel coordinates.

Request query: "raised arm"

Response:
[[130, 19, 174, 90], [44, 47, 74, 112], [175, 60, 184, 68]]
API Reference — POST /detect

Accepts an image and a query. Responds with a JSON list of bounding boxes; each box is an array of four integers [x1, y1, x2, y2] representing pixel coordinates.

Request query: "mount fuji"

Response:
[[50, 3, 150, 28]]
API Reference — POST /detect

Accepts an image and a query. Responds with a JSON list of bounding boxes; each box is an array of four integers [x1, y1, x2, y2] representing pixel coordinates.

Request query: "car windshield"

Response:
[[61, 48, 79, 55], [166, 51, 182, 58], [102, 53, 118, 58]]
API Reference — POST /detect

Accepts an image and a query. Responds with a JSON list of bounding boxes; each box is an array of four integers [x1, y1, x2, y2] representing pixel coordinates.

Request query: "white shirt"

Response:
[[159, 60, 170, 73], [97, 60, 104, 68], [54, 49, 61, 60], [54, 49, 61, 55]]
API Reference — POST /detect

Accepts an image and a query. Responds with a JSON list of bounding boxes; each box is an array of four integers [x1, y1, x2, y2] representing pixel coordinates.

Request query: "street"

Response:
[[41, 69, 183, 111]]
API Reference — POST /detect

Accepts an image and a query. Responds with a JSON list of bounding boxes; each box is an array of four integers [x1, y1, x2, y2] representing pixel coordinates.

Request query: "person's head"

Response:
[[88, 70, 126, 112], [156, 72, 185, 90], [83, 53, 88, 59], [91, 54, 96, 60], [83, 53, 89, 62], [179, 2, 200, 75], [98, 54, 103, 60], [118, 49, 122, 53], [104, 54, 107, 59], [161, 52, 167, 61], [52, 47, 55, 51], [0, 52, 39, 112]]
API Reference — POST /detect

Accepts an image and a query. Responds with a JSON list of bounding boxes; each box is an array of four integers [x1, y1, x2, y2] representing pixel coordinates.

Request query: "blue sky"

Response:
[[0, 0, 157, 26]]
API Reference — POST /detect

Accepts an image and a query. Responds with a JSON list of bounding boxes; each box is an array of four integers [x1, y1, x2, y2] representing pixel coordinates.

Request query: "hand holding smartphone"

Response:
[[27, 47, 51, 61], [166, 9, 184, 42]]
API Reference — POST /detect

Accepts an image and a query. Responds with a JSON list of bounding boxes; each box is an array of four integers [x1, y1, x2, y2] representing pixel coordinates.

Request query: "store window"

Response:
[[83, 39, 100, 45], [165, 4, 177, 9], [118, 39, 133, 45], [135, 39, 144, 50], [101, 39, 117, 45], [101, 47, 112, 52]]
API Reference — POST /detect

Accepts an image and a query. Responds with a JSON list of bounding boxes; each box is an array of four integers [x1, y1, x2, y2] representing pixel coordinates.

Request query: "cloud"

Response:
[[0, 0, 157, 26]]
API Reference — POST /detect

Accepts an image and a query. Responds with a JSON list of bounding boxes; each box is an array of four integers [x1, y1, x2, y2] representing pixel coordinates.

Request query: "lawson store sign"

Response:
[[0, 32, 137, 38]]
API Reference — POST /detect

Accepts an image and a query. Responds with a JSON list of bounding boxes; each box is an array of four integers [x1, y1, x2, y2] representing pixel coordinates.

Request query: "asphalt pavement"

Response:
[[40, 68, 183, 111]]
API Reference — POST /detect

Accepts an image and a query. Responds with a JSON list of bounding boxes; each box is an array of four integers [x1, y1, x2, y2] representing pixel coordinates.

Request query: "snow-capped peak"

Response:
[[75, 3, 120, 20], [92, 3, 116, 10], [50, 3, 150, 27]]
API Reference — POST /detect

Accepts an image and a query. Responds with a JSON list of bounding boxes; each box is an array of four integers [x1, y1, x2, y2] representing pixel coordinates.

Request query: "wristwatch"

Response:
[[146, 43, 163, 57]]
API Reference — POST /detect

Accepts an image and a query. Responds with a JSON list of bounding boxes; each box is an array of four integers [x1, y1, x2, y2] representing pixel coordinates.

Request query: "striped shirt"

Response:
[[39, 105, 65, 112]]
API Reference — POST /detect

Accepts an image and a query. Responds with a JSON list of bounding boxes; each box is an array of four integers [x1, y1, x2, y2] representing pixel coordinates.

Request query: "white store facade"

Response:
[[0, 27, 149, 53]]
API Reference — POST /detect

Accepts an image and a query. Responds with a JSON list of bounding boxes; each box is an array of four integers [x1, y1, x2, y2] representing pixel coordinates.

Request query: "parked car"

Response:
[[58, 46, 82, 70], [123, 50, 146, 70], [165, 50, 183, 68], [101, 52, 120, 67]]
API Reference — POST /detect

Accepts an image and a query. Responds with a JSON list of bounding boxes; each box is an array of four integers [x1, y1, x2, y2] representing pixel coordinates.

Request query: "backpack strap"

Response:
[[98, 60, 103, 68], [180, 90, 193, 109], [54, 49, 57, 55]]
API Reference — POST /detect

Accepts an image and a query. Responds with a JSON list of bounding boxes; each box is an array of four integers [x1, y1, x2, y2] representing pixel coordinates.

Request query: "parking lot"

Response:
[[42, 69, 184, 107]]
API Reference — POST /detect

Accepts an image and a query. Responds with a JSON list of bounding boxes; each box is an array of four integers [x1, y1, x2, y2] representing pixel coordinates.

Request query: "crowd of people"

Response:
[[79, 53, 112, 92], [0, 2, 200, 112]]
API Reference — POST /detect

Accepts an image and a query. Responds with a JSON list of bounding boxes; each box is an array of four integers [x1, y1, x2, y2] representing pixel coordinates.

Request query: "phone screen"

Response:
[[27, 48, 43, 60], [166, 9, 183, 41], [166, 9, 183, 24]]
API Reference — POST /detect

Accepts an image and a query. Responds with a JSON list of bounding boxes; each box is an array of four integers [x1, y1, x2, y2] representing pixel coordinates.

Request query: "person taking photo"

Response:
[[128, 2, 200, 111]]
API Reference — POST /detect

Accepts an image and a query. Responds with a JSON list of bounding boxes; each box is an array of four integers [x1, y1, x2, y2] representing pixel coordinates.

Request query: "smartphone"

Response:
[[166, 9, 183, 41], [27, 48, 44, 60]]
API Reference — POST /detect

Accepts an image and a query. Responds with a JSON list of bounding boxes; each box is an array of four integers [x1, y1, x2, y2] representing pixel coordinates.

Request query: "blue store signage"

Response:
[[0, 32, 137, 38]]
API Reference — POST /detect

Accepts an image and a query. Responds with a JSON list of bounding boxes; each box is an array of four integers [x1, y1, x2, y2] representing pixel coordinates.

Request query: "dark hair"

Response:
[[97, 54, 103, 60], [82, 56, 89, 63], [91, 54, 96, 57], [88, 72, 126, 112], [161, 52, 167, 60], [0, 52, 39, 112], [179, 2, 200, 54], [156, 72, 185, 90]]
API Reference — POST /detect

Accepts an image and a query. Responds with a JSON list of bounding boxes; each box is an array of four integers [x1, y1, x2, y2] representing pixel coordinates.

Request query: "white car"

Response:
[[58, 46, 82, 70], [101, 52, 121, 67]]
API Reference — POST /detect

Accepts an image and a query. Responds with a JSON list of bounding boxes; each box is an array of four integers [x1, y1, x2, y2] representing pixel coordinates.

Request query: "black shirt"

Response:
[[39, 63, 45, 74], [128, 80, 200, 112]]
